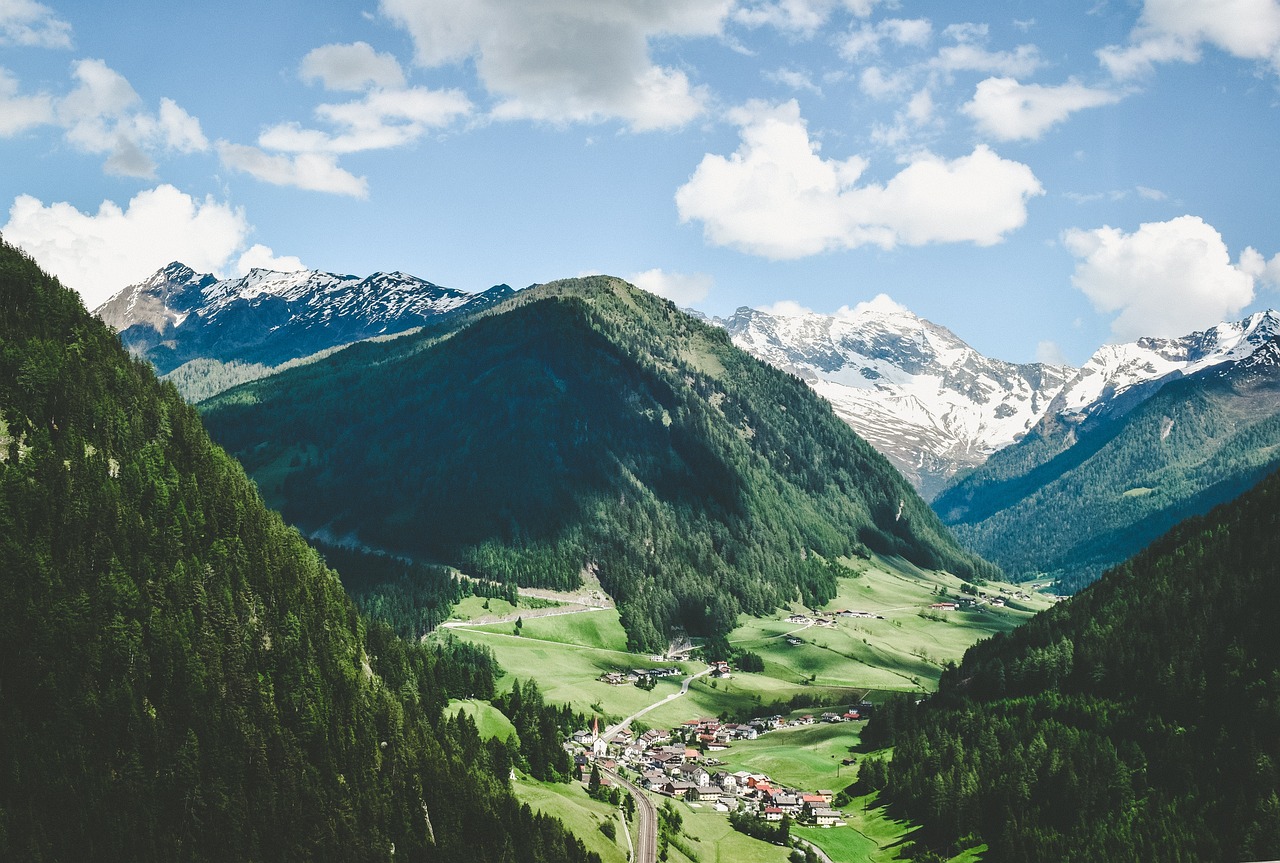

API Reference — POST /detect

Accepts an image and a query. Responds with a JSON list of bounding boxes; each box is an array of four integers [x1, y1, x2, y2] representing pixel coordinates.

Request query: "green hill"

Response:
[[864, 465, 1280, 862], [933, 350, 1280, 592], [0, 239, 597, 862], [200, 276, 997, 652]]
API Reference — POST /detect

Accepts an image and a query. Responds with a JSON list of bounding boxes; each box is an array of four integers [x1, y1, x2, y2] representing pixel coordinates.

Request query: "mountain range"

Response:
[[95, 261, 512, 380], [704, 298, 1074, 500], [95, 264, 1280, 593], [934, 311, 1280, 590], [197, 276, 997, 653]]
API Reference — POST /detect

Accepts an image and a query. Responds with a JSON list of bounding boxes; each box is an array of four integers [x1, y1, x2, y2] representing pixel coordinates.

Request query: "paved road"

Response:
[[600, 667, 712, 743], [793, 835, 836, 863], [603, 767, 655, 863]]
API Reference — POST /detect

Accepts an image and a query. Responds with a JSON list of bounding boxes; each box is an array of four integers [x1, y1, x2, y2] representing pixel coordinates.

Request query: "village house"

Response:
[[812, 808, 841, 826]]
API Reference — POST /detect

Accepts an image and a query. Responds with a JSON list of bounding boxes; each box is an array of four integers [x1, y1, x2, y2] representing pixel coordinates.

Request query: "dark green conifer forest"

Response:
[[863, 463, 1280, 862], [201, 276, 997, 652], [0, 239, 599, 862]]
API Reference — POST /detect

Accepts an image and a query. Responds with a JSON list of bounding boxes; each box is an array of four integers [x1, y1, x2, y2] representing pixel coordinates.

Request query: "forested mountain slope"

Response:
[[0, 239, 596, 863], [933, 334, 1280, 591], [862, 464, 1280, 862], [201, 276, 997, 652]]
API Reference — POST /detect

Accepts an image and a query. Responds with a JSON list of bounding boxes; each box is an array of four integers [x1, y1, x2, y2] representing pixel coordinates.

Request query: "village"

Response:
[[569, 663, 875, 833]]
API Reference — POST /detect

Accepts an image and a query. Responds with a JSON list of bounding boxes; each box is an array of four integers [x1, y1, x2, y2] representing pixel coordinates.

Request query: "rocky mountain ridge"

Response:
[[95, 261, 512, 375]]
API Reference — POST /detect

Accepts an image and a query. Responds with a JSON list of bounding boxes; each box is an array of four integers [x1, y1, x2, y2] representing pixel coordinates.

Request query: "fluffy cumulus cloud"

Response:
[[0, 67, 54, 135], [380, 0, 731, 130], [841, 18, 932, 60], [300, 41, 406, 91], [218, 41, 469, 195], [1064, 215, 1263, 339], [963, 77, 1123, 141], [0, 58, 206, 176], [675, 100, 1043, 259], [236, 243, 307, 275], [47, 59, 208, 176], [1100, 0, 1280, 78], [932, 24, 1041, 76], [216, 144, 369, 198], [0, 0, 71, 48], [628, 268, 714, 306], [2, 185, 250, 307]]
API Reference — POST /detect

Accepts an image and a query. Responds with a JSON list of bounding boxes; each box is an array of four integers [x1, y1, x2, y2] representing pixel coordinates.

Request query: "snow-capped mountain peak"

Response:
[[94, 262, 511, 376], [1050, 310, 1280, 423], [714, 300, 1075, 499]]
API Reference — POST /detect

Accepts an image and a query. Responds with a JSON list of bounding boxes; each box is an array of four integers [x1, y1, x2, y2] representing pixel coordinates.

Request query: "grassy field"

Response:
[[469, 607, 630, 651], [659, 794, 792, 863], [442, 555, 1046, 861], [511, 774, 628, 863], [449, 594, 521, 622], [443, 698, 517, 740], [714, 722, 861, 792], [729, 554, 1051, 691], [442, 555, 1046, 727]]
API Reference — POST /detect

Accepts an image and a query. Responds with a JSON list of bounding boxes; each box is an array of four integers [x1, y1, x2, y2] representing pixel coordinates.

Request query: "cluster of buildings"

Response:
[[596, 667, 683, 686], [569, 706, 872, 830]]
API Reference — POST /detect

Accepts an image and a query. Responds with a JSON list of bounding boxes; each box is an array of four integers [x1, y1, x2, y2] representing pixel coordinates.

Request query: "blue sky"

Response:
[[2, 0, 1279, 365]]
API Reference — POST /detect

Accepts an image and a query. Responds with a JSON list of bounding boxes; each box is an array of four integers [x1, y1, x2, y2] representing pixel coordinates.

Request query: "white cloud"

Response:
[[757, 293, 910, 320], [963, 77, 1123, 141], [675, 100, 1043, 259], [380, 0, 731, 130], [222, 37, 469, 195], [236, 243, 307, 275], [834, 292, 910, 319], [1064, 215, 1260, 339], [840, 18, 932, 60], [52, 59, 208, 177], [859, 66, 912, 99], [0, 67, 53, 135], [1239, 246, 1280, 290], [628, 268, 714, 305], [734, 0, 887, 33], [216, 142, 370, 197], [932, 41, 1041, 77], [1099, 0, 1280, 78], [757, 299, 815, 317], [2, 185, 250, 307], [259, 87, 472, 155], [1035, 340, 1069, 366], [0, 0, 71, 48], [300, 41, 406, 91], [766, 67, 822, 94]]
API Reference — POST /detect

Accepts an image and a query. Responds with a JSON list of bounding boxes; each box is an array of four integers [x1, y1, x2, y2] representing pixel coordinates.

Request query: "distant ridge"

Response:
[[95, 261, 513, 376], [934, 310, 1280, 591], [706, 298, 1073, 499]]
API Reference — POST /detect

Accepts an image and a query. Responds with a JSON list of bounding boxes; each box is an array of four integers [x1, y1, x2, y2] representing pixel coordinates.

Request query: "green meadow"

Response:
[[511, 774, 628, 863], [715, 722, 859, 791], [443, 698, 518, 740]]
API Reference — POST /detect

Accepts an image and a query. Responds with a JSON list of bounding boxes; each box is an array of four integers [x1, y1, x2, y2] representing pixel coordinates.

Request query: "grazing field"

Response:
[[448, 594, 520, 622], [660, 794, 793, 863], [469, 606, 630, 651], [730, 554, 1051, 691], [443, 698, 518, 741], [511, 775, 627, 863], [715, 722, 860, 791]]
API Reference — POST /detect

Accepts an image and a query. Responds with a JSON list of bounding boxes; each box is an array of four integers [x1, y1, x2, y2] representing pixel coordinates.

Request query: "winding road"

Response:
[[600, 667, 712, 744]]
